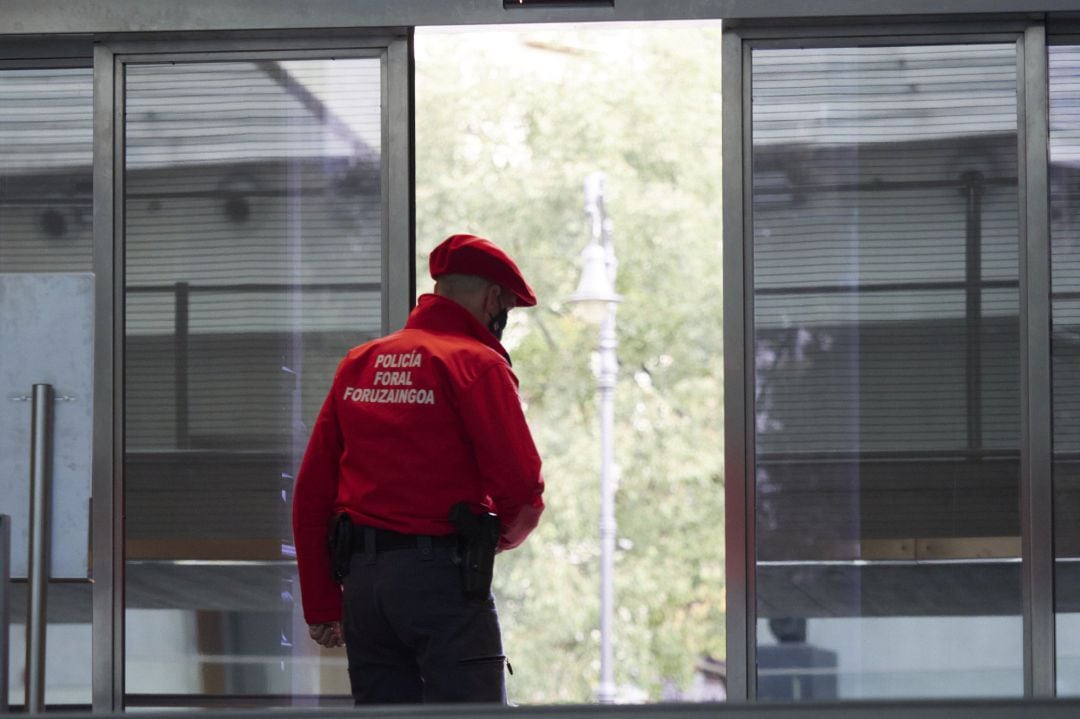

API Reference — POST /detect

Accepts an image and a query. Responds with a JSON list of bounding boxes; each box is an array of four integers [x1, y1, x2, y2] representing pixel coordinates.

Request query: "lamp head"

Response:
[[569, 242, 620, 324]]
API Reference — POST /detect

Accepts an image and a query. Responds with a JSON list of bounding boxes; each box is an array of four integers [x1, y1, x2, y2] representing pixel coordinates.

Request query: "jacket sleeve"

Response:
[[291, 374, 345, 624], [459, 362, 545, 550]]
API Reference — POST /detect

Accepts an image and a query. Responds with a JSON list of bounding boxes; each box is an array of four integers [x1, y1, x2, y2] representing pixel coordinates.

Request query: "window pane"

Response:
[[123, 58, 382, 702], [751, 44, 1022, 699], [1050, 45, 1080, 697], [0, 66, 93, 707]]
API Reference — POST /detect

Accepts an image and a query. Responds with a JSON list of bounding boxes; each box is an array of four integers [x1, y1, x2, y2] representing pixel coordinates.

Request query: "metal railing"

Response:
[[126, 281, 380, 448]]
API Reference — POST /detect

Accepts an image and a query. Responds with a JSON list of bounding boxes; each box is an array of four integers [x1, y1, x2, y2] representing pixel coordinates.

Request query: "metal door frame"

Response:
[[722, 16, 1056, 701], [87, 31, 414, 711]]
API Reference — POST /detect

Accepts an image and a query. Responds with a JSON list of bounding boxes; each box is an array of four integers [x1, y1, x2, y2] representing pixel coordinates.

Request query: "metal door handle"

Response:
[[26, 383, 54, 714]]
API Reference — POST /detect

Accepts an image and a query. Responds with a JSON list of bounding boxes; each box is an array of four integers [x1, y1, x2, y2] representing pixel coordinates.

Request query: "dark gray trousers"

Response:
[[341, 542, 507, 704]]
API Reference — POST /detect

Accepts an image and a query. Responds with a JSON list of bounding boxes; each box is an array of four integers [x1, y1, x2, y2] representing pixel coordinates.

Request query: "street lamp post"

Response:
[[569, 172, 620, 704]]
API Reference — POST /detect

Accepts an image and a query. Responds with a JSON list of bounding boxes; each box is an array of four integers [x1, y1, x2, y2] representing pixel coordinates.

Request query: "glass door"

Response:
[[747, 40, 1024, 698], [113, 39, 412, 708], [1050, 41, 1080, 696], [0, 34, 410, 712], [0, 55, 95, 709]]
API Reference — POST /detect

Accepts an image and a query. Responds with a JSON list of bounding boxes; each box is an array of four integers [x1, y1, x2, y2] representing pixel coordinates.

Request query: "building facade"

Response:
[[1, 0, 1079, 711]]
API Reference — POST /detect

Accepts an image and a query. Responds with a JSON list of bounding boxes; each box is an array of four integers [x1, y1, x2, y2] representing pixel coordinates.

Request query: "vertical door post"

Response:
[[1019, 22, 1056, 698], [92, 41, 124, 713]]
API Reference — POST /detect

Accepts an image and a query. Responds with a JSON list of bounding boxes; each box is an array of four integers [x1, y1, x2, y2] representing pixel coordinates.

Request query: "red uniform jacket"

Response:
[[292, 293, 545, 624]]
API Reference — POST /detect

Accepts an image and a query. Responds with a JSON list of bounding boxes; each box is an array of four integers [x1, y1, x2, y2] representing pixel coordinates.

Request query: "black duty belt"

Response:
[[351, 525, 459, 554]]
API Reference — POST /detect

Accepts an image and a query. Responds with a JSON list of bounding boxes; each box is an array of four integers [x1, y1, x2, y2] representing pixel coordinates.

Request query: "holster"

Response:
[[328, 513, 354, 583], [449, 502, 500, 599]]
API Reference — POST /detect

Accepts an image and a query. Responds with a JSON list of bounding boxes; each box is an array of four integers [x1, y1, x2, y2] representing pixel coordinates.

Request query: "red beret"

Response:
[[429, 233, 537, 307]]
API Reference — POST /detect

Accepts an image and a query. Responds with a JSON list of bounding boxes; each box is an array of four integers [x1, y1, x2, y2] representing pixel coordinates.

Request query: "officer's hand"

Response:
[[308, 621, 344, 648]]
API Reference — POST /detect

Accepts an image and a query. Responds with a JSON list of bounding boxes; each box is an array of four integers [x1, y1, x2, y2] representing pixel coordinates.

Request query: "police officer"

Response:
[[292, 233, 545, 704]]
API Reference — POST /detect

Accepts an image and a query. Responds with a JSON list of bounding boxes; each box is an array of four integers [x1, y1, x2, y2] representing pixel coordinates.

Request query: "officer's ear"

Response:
[[483, 283, 504, 314]]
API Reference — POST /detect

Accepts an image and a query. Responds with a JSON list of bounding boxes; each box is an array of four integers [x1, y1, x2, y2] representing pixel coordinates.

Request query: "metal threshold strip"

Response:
[[761, 536, 1024, 564]]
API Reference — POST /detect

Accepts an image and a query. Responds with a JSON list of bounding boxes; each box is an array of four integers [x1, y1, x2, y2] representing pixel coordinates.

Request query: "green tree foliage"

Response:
[[415, 25, 725, 703]]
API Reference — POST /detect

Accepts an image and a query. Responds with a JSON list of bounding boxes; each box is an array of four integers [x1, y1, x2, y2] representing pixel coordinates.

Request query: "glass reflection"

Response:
[[123, 58, 382, 703], [1050, 45, 1080, 696], [751, 44, 1022, 698], [0, 68, 93, 272], [0, 66, 94, 707]]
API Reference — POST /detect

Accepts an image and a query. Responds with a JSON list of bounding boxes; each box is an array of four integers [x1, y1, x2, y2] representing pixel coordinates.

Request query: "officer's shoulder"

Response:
[[440, 336, 507, 363], [342, 334, 399, 363]]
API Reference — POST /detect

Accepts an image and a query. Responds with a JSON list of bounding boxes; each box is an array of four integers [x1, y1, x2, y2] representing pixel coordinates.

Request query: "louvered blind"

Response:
[[1050, 47, 1080, 644], [0, 68, 93, 272], [751, 44, 1022, 583], [1051, 48, 1080, 461], [751, 45, 1020, 458], [124, 59, 383, 451], [123, 59, 383, 554]]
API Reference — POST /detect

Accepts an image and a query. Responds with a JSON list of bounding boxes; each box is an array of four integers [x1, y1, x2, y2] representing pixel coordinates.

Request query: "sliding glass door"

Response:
[[749, 41, 1023, 699], [0, 35, 410, 711], [0, 56, 95, 710], [1051, 41, 1080, 697], [116, 42, 411, 708]]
